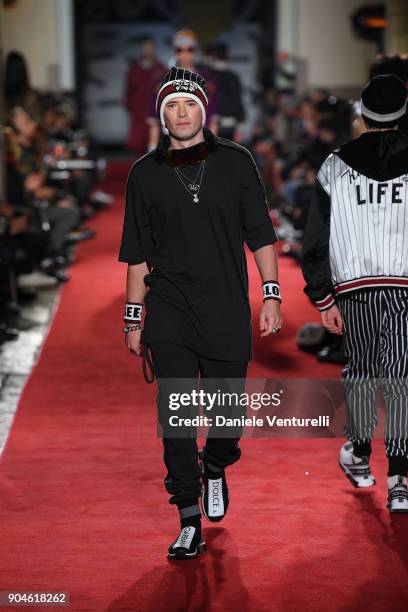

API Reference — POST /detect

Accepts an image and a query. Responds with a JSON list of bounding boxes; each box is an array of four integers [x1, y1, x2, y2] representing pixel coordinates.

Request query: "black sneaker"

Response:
[[387, 475, 408, 513], [199, 449, 229, 522], [167, 524, 207, 560]]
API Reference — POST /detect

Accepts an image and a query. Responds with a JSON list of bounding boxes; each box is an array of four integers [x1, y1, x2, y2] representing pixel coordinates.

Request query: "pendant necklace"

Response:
[[174, 160, 206, 203]]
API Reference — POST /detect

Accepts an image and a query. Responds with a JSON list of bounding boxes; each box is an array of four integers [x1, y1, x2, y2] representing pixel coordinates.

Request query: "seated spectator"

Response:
[[39, 95, 113, 214], [0, 50, 114, 348], [5, 111, 80, 280]]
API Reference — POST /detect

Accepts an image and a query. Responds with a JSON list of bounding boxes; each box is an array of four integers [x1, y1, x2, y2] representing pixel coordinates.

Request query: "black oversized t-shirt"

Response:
[[118, 129, 278, 361]]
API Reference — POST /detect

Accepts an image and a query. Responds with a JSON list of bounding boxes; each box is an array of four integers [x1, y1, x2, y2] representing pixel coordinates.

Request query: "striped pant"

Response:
[[337, 288, 408, 458]]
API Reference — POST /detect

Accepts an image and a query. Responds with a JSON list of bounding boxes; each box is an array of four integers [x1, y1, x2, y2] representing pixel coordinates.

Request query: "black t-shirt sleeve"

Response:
[[239, 154, 278, 251], [118, 170, 150, 264]]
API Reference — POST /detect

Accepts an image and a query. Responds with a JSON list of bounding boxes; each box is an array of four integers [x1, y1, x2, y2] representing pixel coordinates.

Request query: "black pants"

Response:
[[147, 342, 248, 507], [338, 288, 408, 474]]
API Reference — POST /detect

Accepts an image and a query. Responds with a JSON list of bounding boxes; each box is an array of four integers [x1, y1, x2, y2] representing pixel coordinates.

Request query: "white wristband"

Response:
[[124, 302, 143, 321], [262, 281, 282, 303]]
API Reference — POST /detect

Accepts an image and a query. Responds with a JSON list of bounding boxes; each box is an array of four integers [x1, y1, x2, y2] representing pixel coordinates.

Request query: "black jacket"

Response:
[[301, 130, 408, 310]]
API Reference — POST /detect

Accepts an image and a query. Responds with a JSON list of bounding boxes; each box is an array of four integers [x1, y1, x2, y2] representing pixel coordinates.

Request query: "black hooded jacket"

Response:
[[301, 130, 408, 310]]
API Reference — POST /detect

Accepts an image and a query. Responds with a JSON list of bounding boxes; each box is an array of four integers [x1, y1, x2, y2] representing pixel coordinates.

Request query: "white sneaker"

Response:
[[339, 441, 376, 488], [387, 475, 408, 512], [17, 271, 58, 289]]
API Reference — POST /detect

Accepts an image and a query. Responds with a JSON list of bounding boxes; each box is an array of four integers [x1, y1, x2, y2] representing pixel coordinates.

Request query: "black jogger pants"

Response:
[[147, 342, 248, 507]]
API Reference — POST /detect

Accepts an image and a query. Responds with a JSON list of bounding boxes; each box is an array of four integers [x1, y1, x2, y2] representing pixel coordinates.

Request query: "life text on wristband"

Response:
[[262, 280, 282, 303], [124, 302, 143, 322]]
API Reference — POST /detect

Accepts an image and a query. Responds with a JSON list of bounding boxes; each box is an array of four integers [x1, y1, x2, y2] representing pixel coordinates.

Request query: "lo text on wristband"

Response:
[[262, 280, 282, 303]]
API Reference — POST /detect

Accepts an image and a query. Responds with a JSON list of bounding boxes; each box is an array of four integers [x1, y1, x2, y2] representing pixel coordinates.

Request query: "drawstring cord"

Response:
[[142, 343, 156, 383]]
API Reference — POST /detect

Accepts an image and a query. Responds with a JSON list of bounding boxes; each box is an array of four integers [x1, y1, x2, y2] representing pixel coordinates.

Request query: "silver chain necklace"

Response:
[[174, 160, 206, 203]]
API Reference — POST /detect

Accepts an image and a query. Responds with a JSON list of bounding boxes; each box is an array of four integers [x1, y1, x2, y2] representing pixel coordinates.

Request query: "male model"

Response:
[[146, 29, 220, 149], [301, 74, 408, 512], [119, 67, 282, 559]]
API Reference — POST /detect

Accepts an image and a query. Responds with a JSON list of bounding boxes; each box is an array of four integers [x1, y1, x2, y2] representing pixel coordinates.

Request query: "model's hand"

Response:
[[320, 305, 343, 335], [260, 300, 283, 337], [125, 329, 143, 355]]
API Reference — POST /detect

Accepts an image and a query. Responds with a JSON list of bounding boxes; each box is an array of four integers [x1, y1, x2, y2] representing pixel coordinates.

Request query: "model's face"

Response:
[[163, 97, 202, 140], [174, 45, 196, 69]]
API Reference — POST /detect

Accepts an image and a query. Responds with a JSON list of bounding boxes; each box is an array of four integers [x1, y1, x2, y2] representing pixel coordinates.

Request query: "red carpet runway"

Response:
[[0, 164, 407, 611]]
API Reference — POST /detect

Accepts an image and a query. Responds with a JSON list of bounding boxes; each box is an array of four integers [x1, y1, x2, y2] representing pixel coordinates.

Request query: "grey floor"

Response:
[[0, 286, 60, 456]]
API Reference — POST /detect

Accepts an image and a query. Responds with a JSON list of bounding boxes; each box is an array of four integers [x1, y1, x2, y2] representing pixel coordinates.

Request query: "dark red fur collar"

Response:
[[155, 127, 218, 166]]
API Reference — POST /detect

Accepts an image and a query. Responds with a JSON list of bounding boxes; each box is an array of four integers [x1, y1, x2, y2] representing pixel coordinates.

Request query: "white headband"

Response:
[[360, 99, 407, 122]]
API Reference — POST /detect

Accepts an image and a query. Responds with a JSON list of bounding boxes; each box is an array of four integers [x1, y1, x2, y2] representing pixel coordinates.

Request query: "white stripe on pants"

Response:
[[337, 288, 408, 457]]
